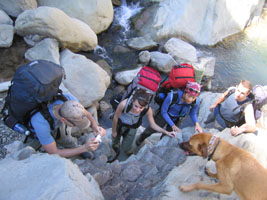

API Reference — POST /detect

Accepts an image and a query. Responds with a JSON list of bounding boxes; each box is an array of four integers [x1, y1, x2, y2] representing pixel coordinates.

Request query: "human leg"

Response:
[[136, 112, 167, 146], [57, 123, 78, 148], [121, 127, 137, 155]]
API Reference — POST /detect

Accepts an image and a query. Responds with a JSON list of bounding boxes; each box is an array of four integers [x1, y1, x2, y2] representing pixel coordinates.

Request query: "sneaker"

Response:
[[107, 149, 120, 163]]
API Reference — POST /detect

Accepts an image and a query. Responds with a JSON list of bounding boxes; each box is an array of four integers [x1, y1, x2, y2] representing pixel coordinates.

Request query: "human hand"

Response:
[[172, 125, 181, 133], [230, 126, 243, 136], [195, 123, 203, 133], [112, 131, 117, 138], [95, 126, 106, 136], [209, 104, 216, 111], [84, 138, 99, 152], [166, 131, 176, 137]]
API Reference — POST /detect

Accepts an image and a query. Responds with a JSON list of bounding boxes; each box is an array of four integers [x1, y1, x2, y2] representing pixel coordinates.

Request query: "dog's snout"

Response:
[[180, 141, 190, 151]]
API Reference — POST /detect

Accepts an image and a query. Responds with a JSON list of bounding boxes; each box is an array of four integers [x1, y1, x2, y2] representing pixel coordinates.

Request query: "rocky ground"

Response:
[[0, 91, 25, 159]]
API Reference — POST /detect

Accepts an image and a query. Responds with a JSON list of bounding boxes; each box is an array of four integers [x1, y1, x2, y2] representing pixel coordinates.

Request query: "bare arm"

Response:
[[210, 89, 231, 111], [230, 104, 256, 136], [112, 99, 126, 138], [43, 138, 99, 158], [147, 107, 176, 137], [85, 110, 106, 136]]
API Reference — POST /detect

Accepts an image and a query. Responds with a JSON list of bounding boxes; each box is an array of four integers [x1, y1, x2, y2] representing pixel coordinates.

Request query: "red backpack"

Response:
[[154, 63, 195, 105], [137, 66, 161, 92], [161, 63, 195, 89], [110, 66, 161, 110]]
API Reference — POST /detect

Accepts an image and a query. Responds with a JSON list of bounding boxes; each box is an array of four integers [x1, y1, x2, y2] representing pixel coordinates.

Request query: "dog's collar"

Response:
[[207, 135, 220, 161]]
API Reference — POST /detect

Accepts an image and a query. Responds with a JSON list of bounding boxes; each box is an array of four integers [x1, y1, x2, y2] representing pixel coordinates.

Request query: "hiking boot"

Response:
[[135, 137, 142, 146], [108, 149, 120, 163], [204, 112, 215, 124], [80, 151, 94, 160]]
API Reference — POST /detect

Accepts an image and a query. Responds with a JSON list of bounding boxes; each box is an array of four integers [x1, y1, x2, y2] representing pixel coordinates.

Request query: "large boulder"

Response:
[[0, 0, 37, 17], [60, 49, 110, 107], [37, 0, 114, 34], [135, 0, 265, 45], [163, 37, 197, 63], [0, 153, 104, 200], [0, 9, 13, 25], [15, 6, 97, 52]]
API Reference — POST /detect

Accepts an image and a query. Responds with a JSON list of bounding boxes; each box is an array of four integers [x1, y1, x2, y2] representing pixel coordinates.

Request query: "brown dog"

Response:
[[179, 132, 267, 200]]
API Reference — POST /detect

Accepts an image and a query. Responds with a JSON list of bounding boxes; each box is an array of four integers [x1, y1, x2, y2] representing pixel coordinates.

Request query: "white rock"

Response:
[[194, 56, 216, 77], [114, 67, 141, 85], [150, 51, 177, 73], [136, 0, 265, 45], [164, 38, 197, 63], [37, 0, 114, 34], [0, 81, 11, 92], [15, 6, 97, 52]]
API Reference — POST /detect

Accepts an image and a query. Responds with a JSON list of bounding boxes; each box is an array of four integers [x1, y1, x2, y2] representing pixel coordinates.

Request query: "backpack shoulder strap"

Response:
[[225, 88, 235, 99], [171, 90, 179, 105], [33, 92, 68, 131], [39, 104, 55, 130]]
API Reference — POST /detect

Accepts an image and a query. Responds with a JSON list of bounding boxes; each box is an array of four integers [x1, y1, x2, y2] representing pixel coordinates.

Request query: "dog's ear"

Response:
[[198, 143, 208, 158]]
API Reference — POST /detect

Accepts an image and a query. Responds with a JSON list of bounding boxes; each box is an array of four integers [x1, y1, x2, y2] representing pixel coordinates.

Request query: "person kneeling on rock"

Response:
[[31, 94, 106, 159]]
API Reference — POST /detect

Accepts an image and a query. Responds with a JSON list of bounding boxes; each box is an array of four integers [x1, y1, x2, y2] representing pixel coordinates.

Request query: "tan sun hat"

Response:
[[58, 100, 90, 130]]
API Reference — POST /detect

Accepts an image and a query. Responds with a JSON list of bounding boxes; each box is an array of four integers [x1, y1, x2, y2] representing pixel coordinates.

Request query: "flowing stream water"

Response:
[[97, 1, 267, 91]]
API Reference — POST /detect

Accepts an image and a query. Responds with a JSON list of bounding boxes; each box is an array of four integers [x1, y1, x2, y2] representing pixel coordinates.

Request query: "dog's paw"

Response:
[[179, 185, 194, 192]]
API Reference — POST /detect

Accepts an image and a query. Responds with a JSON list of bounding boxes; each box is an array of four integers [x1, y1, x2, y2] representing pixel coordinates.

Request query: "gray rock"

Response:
[[0, 153, 104, 200], [150, 51, 177, 73], [4, 140, 23, 155], [0, 0, 37, 17], [0, 24, 14, 48], [127, 35, 158, 50], [139, 50, 151, 65], [25, 38, 60, 64], [0, 9, 13, 25], [122, 164, 142, 182]]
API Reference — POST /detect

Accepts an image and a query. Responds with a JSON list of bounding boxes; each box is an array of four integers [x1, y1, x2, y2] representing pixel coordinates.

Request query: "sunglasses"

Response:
[[137, 97, 149, 106], [188, 88, 200, 94]]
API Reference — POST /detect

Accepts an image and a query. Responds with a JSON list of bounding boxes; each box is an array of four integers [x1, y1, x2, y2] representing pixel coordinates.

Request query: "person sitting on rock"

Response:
[[136, 81, 203, 146], [30, 93, 106, 158], [205, 80, 256, 136], [112, 88, 176, 159]]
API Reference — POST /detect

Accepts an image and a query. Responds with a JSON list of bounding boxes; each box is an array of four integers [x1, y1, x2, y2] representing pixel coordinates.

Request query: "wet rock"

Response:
[[127, 35, 158, 50]]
